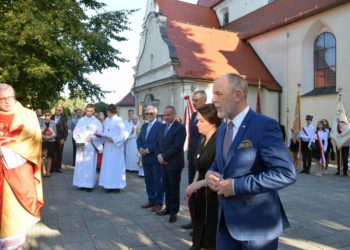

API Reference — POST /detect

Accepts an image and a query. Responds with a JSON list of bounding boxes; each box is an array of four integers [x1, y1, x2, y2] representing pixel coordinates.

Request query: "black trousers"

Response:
[[161, 168, 182, 215], [337, 146, 349, 175], [72, 138, 77, 166], [53, 141, 64, 171], [301, 141, 312, 172]]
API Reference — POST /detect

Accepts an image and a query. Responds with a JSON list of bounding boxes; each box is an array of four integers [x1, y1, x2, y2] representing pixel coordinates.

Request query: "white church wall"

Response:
[[135, 14, 175, 87], [214, 0, 271, 26], [248, 3, 350, 127]]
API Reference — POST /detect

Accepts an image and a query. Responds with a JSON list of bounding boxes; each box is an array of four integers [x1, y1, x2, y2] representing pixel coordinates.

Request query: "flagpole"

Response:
[[256, 78, 261, 113], [338, 91, 343, 176], [296, 83, 302, 171], [286, 107, 289, 144]]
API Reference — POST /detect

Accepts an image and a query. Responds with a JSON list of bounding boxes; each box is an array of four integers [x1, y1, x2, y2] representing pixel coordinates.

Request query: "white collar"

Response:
[[227, 106, 250, 129]]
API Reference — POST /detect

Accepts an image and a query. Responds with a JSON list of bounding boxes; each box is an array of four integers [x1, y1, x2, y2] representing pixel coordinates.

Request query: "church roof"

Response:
[[224, 0, 349, 39], [166, 21, 281, 91], [157, 0, 219, 28], [117, 92, 135, 107], [197, 0, 223, 7]]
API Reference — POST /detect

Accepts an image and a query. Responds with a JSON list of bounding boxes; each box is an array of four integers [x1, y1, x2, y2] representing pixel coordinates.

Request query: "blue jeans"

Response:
[[143, 161, 163, 205]]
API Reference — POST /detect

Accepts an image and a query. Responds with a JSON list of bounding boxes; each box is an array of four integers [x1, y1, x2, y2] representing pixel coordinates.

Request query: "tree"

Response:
[[0, 0, 135, 108], [94, 102, 108, 113]]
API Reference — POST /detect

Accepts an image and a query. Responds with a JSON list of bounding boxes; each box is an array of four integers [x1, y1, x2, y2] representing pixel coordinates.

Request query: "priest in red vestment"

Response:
[[0, 83, 43, 249]]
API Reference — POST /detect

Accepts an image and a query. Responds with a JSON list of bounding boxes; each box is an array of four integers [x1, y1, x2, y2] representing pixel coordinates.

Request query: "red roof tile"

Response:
[[157, 0, 219, 28], [166, 21, 281, 91], [197, 0, 223, 7], [117, 92, 135, 106], [224, 0, 349, 39]]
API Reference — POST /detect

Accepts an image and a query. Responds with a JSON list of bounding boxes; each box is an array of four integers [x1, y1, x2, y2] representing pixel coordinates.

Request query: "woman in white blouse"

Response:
[[309, 121, 328, 176]]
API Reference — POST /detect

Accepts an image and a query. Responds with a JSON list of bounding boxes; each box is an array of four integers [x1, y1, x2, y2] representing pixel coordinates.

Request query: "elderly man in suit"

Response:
[[51, 104, 68, 173], [137, 105, 164, 212], [155, 106, 186, 223], [206, 74, 296, 249]]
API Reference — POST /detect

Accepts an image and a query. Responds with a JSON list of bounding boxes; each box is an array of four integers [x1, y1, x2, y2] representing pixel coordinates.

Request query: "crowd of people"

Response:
[[287, 114, 349, 177], [5, 72, 348, 249]]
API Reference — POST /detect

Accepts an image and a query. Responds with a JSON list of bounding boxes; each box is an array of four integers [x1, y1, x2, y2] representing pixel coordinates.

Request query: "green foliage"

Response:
[[0, 0, 136, 108], [94, 102, 107, 113], [52, 96, 87, 117]]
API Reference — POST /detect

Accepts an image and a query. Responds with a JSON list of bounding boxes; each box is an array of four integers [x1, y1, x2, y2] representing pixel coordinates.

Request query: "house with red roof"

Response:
[[116, 92, 135, 120], [133, 0, 350, 126]]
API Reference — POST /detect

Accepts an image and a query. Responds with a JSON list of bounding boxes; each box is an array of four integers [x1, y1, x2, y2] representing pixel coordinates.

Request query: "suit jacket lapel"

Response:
[[224, 109, 255, 168]]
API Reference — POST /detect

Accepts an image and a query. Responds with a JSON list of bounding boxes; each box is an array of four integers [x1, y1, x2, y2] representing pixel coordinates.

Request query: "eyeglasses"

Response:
[[145, 112, 154, 116], [0, 96, 15, 103]]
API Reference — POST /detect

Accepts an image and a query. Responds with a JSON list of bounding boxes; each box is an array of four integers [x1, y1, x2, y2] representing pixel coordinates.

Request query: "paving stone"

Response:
[[93, 239, 128, 250], [25, 150, 350, 250], [63, 241, 96, 250]]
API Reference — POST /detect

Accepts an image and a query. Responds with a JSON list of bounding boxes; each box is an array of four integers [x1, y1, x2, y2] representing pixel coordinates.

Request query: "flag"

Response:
[[184, 95, 194, 151], [291, 87, 301, 142], [291, 87, 302, 168], [256, 78, 261, 113], [330, 95, 350, 149]]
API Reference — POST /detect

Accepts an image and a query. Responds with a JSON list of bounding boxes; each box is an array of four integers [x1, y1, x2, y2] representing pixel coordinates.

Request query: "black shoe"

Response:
[[181, 222, 192, 229], [105, 189, 113, 193], [156, 209, 170, 216], [305, 171, 310, 175], [299, 170, 306, 174], [56, 169, 63, 173], [334, 172, 340, 175], [189, 244, 197, 250], [85, 188, 93, 192], [169, 214, 177, 223], [189, 231, 193, 237], [344, 173, 348, 177]]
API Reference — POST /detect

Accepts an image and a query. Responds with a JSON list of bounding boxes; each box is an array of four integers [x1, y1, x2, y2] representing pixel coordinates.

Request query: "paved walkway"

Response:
[[25, 163, 350, 250], [25, 133, 350, 250]]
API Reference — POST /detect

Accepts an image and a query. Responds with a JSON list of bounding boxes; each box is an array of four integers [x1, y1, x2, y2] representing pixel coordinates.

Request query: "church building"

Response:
[[133, 0, 350, 127]]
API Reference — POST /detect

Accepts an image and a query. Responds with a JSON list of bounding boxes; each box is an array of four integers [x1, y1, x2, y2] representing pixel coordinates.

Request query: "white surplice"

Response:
[[125, 123, 139, 171], [72, 116, 103, 188], [99, 115, 129, 189]]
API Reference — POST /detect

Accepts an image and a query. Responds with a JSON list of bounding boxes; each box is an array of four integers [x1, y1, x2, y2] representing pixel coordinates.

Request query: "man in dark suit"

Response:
[[182, 90, 207, 230], [137, 105, 164, 212], [206, 74, 296, 249], [51, 104, 68, 173], [71, 108, 82, 167], [155, 106, 186, 223]]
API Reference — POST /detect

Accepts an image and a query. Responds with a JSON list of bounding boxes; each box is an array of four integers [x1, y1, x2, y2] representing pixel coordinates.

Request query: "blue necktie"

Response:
[[164, 124, 171, 138]]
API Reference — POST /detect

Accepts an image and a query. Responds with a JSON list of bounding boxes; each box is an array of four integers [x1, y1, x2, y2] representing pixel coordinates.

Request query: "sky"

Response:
[[88, 0, 198, 104]]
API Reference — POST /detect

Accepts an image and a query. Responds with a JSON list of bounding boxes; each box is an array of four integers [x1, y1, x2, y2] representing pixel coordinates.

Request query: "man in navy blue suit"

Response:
[[137, 106, 164, 212], [206, 74, 296, 249], [155, 106, 186, 223]]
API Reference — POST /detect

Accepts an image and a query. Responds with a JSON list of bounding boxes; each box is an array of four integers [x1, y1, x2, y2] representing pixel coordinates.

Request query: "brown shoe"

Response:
[[141, 202, 155, 209], [150, 205, 163, 212]]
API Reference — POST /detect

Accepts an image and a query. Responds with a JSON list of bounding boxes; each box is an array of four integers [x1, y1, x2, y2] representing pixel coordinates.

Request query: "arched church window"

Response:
[[220, 7, 229, 26], [314, 32, 336, 88]]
